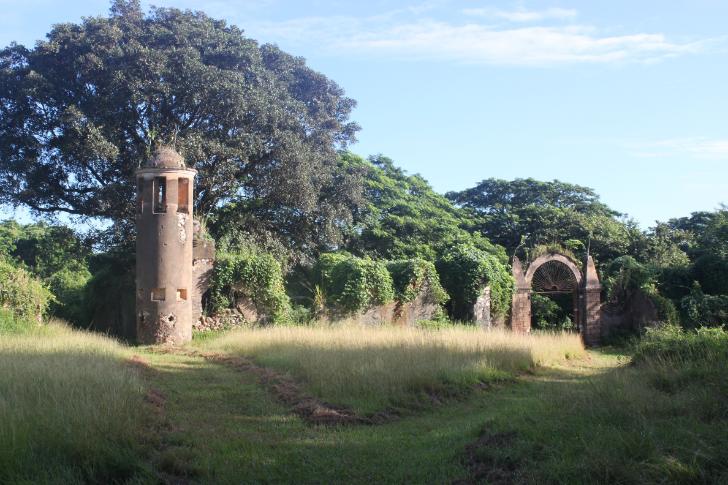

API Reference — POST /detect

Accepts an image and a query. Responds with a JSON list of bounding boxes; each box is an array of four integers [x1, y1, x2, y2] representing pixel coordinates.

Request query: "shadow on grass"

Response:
[[9, 332, 727, 484], [142, 349, 728, 484], [456, 355, 728, 484]]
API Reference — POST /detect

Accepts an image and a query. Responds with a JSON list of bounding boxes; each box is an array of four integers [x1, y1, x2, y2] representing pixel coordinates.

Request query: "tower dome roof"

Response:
[[146, 147, 185, 169]]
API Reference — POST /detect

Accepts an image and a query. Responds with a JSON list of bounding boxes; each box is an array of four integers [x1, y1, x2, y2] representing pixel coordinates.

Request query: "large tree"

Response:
[[447, 178, 642, 265], [340, 153, 506, 262], [0, 0, 360, 245]]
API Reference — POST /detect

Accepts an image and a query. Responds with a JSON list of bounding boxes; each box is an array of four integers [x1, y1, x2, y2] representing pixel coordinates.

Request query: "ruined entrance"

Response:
[[511, 253, 602, 345]]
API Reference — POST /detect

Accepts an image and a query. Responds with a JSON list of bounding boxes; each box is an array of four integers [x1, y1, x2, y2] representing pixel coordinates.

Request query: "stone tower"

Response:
[[135, 147, 197, 345]]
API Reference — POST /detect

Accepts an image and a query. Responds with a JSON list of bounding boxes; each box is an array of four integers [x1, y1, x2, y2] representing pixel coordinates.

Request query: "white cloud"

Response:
[[252, 15, 704, 66], [462, 7, 577, 22], [630, 137, 728, 160]]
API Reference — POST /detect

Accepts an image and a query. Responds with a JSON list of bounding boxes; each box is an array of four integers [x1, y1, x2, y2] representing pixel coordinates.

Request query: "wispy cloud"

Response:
[[462, 6, 577, 22], [629, 137, 728, 160], [252, 13, 705, 66]]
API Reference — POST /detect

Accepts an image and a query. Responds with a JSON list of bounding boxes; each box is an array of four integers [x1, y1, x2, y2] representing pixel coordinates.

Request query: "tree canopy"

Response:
[[341, 153, 506, 262], [447, 178, 642, 265], [0, 0, 360, 244]]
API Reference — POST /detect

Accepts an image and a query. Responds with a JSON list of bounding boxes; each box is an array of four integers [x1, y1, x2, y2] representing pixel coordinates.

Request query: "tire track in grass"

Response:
[[148, 348, 510, 428], [125, 354, 198, 484], [152, 347, 380, 425]]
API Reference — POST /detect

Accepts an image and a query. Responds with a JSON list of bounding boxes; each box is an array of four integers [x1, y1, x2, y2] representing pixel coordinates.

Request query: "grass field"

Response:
[[193, 324, 586, 413], [0, 318, 147, 483], [1, 319, 727, 483]]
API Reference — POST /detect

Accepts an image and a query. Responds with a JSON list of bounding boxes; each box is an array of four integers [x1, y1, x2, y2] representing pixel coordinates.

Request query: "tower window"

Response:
[[177, 178, 189, 213], [153, 177, 167, 213], [177, 289, 188, 301], [151, 288, 166, 301]]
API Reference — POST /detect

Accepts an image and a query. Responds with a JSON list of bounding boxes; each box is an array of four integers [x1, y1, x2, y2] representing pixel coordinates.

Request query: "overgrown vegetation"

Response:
[[0, 257, 52, 322], [341, 152, 503, 262], [386, 258, 448, 305], [1, 1, 728, 483], [209, 250, 291, 323], [531, 293, 575, 331], [314, 253, 395, 314], [456, 327, 728, 483], [436, 243, 513, 321], [447, 178, 640, 266], [603, 256, 680, 325], [0, 221, 93, 327]]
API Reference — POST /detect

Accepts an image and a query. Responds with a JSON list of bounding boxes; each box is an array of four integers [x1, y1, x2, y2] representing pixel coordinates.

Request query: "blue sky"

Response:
[[2, 0, 727, 227]]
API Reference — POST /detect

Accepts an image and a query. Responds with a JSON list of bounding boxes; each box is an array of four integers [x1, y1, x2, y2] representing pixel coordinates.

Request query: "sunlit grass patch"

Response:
[[469, 328, 728, 484], [195, 323, 585, 413], [0, 321, 147, 483]]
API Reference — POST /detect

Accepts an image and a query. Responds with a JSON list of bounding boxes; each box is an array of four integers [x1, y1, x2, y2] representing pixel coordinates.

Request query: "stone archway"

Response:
[[511, 252, 602, 345]]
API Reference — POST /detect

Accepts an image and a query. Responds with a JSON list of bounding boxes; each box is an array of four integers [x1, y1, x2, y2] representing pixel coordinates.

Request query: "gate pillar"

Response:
[[582, 255, 602, 346], [510, 256, 531, 333]]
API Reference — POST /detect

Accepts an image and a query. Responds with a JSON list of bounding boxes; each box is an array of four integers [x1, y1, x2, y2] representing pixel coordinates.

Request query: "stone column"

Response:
[[473, 286, 492, 329], [510, 256, 531, 333], [582, 255, 602, 346], [135, 147, 197, 345]]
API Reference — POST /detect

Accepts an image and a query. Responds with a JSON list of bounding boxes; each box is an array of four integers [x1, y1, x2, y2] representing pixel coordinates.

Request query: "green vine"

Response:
[[386, 259, 448, 305], [0, 257, 53, 322], [209, 251, 291, 323], [315, 253, 395, 314], [436, 243, 514, 321]]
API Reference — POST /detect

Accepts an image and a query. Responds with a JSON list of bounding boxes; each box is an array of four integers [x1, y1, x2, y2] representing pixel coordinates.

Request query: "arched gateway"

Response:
[[510, 252, 602, 346]]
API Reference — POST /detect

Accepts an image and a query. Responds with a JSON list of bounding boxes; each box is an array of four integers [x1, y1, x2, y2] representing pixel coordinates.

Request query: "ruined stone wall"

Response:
[[600, 290, 661, 339], [191, 238, 215, 324], [582, 289, 602, 346], [357, 288, 442, 326], [510, 256, 531, 333], [510, 289, 531, 333], [473, 286, 492, 329]]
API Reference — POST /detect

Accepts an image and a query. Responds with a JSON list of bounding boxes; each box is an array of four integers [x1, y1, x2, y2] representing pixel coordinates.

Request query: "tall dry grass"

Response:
[[0, 321, 146, 483], [196, 324, 585, 412]]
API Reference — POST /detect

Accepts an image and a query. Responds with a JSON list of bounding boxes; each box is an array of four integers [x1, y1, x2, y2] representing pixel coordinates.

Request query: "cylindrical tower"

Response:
[[135, 147, 197, 345]]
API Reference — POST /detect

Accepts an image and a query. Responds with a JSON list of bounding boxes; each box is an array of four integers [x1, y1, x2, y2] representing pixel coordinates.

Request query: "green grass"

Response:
[[0, 307, 34, 333], [140, 351, 486, 483], [0, 320, 148, 483], [463, 328, 728, 483], [193, 324, 586, 413], [3, 321, 728, 483]]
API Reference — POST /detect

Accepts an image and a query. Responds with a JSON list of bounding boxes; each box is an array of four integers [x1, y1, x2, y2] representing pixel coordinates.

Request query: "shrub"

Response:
[[691, 253, 728, 295], [314, 253, 395, 314], [436, 244, 513, 321], [0, 258, 52, 322], [633, 324, 728, 365], [604, 255, 679, 326], [603, 256, 653, 301], [680, 283, 728, 328], [649, 291, 680, 325], [209, 250, 291, 323], [83, 252, 136, 340], [386, 258, 448, 305], [47, 267, 92, 325], [531, 293, 575, 330], [0, 307, 33, 333]]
